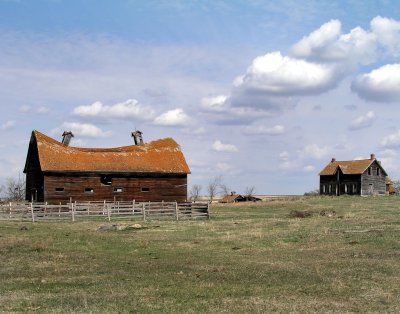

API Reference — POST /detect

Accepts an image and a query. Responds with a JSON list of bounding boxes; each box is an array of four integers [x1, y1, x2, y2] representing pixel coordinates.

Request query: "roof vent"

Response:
[[370, 153, 376, 160], [62, 131, 74, 146], [131, 130, 144, 145], [331, 158, 336, 163]]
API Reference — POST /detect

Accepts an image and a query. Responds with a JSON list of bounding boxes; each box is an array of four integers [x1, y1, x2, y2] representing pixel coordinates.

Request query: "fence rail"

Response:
[[0, 201, 209, 222]]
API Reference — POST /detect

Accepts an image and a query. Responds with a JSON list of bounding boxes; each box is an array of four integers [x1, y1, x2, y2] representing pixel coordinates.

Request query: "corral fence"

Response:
[[0, 201, 209, 222]]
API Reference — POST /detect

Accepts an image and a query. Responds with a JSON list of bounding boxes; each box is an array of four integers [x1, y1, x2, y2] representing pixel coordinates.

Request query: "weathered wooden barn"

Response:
[[319, 154, 388, 196], [24, 130, 190, 204]]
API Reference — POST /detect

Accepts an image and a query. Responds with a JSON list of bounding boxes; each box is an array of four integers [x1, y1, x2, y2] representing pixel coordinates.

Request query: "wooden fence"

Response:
[[0, 201, 209, 222]]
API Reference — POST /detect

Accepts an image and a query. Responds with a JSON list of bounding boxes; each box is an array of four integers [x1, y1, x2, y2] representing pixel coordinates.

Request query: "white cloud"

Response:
[[303, 165, 315, 172], [1, 120, 15, 130], [216, 162, 233, 172], [381, 130, 400, 148], [52, 122, 112, 138], [244, 124, 285, 135], [371, 16, 400, 56], [351, 64, 400, 102], [19, 105, 30, 113], [291, 20, 342, 59], [279, 151, 290, 161], [36, 106, 49, 114], [201, 95, 228, 112], [212, 140, 238, 152], [153, 108, 190, 126], [72, 99, 155, 120], [291, 19, 376, 64], [349, 111, 376, 130], [234, 51, 341, 96], [302, 144, 330, 160]]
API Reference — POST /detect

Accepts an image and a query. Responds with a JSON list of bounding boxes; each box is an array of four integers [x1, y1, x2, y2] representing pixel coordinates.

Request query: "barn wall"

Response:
[[361, 161, 386, 195], [43, 173, 187, 204], [24, 143, 44, 202]]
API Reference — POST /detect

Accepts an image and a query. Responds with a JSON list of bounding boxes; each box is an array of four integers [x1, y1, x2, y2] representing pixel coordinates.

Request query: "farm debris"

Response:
[[319, 210, 336, 217], [98, 223, 145, 231]]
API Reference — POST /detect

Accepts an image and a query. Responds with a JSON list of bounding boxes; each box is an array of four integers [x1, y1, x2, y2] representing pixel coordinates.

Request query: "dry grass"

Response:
[[1, 196, 400, 313]]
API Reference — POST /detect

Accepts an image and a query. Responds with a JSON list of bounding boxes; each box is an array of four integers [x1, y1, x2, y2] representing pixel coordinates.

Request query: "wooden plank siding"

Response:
[[360, 161, 386, 195], [44, 173, 188, 204]]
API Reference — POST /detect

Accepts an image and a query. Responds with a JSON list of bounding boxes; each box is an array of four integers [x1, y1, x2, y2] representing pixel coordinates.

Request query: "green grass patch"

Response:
[[1, 196, 400, 313]]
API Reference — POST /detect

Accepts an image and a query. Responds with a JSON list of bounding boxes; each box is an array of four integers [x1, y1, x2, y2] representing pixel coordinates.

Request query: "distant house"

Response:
[[319, 154, 389, 196], [24, 130, 190, 204]]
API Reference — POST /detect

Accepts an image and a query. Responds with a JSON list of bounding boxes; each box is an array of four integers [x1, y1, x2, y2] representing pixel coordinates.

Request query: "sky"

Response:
[[1, 0, 400, 195]]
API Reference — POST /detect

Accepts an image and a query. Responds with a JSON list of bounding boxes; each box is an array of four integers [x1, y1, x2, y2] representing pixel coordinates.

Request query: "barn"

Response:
[[319, 154, 388, 196], [24, 130, 190, 204]]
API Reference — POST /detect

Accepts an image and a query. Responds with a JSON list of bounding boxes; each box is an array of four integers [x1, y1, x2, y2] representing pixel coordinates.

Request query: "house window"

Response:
[[84, 188, 94, 193], [113, 187, 123, 193], [55, 187, 64, 192], [141, 187, 150, 192], [377, 168, 380, 176], [368, 167, 371, 175], [101, 175, 112, 186]]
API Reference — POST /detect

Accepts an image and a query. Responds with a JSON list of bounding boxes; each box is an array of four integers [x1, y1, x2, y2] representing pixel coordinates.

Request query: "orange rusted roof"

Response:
[[220, 194, 243, 203], [26, 130, 191, 174], [319, 159, 378, 176]]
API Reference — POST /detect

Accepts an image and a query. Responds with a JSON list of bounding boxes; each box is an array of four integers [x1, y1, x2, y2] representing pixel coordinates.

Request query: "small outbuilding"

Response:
[[319, 154, 389, 196], [24, 130, 190, 203], [220, 194, 245, 203]]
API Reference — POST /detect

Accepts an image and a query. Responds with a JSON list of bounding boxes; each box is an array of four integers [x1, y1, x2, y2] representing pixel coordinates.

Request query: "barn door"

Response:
[[369, 184, 373, 195]]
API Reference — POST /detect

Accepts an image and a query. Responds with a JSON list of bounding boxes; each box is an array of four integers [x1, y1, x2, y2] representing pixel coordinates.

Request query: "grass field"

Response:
[[1, 196, 400, 313]]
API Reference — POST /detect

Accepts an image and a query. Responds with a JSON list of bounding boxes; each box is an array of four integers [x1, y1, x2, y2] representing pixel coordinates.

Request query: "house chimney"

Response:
[[131, 130, 144, 145], [331, 158, 336, 163], [61, 131, 74, 146], [370, 153, 376, 160]]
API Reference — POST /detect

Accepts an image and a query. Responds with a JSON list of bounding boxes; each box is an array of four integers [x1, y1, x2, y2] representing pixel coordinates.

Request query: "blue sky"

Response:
[[1, 0, 400, 195]]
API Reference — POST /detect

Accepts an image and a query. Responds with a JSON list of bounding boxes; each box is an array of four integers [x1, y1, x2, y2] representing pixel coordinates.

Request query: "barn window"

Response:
[[84, 188, 94, 193], [368, 167, 371, 175], [101, 175, 112, 186], [141, 187, 150, 192], [55, 187, 64, 192], [377, 168, 380, 176], [113, 187, 123, 193]]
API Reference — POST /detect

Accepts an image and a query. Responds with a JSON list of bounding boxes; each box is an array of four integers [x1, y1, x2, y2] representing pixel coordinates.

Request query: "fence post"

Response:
[[142, 203, 146, 221], [71, 202, 75, 222], [207, 202, 210, 219], [9, 202, 12, 220], [58, 202, 61, 217], [175, 202, 179, 221], [107, 205, 111, 221], [103, 200, 106, 215], [132, 200, 135, 215], [30, 202, 35, 222], [44, 202, 48, 215]]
